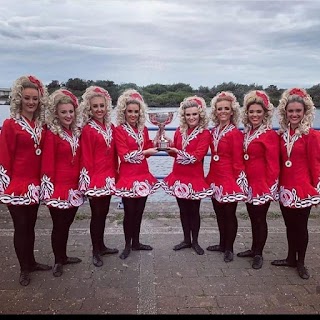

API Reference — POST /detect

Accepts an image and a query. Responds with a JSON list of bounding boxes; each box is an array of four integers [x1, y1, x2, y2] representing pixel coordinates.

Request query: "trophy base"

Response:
[[157, 147, 170, 151]]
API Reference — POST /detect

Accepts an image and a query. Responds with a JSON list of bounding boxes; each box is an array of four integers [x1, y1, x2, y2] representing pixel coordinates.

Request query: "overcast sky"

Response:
[[1, 0, 319, 90]]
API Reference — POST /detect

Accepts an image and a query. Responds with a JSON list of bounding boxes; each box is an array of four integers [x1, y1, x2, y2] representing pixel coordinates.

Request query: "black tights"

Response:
[[280, 204, 310, 265], [49, 207, 78, 264], [8, 204, 39, 272], [212, 199, 238, 252], [89, 196, 111, 254], [176, 198, 201, 244], [122, 197, 147, 248], [246, 202, 270, 256]]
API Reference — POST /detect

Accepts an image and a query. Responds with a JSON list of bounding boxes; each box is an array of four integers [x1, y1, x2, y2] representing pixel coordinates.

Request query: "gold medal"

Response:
[[244, 154, 249, 160], [213, 154, 219, 161], [35, 148, 42, 156]]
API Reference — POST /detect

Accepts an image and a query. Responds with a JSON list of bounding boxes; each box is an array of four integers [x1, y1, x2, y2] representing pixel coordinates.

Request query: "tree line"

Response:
[[47, 78, 320, 108]]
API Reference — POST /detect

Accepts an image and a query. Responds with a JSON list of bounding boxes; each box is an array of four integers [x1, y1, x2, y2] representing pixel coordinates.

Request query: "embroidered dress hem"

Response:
[[115, 181, 162, 198]]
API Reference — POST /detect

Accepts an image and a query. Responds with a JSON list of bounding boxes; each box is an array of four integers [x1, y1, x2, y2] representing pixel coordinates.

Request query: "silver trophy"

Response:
[[148, 111, 175, 151]]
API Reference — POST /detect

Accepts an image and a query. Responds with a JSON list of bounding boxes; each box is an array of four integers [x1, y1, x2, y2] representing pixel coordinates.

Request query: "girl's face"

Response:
[[125, 103, 140, 127], [185, 106, 200, 128], [215, 100, 233, 125], [286, 101, 305, 130], [21, 88, 39, 118], [57, 103, 75, 130], [90, 96, 107, 123], [248, 103, 265, 128]]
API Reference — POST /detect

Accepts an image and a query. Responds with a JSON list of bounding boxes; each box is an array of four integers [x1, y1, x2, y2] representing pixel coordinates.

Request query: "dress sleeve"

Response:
[[0, 119, 15, 191], [40, 130, 56, 199], [307, 129, 320, 189], [79, 126, 94, 191]]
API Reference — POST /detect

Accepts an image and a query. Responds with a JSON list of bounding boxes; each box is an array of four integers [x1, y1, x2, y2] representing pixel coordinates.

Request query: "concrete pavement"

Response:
[[0, 201, 319, 315]]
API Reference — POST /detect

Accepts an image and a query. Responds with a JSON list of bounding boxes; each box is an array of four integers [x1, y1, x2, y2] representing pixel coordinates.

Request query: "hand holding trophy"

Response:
[[148, 111, 176, 151]]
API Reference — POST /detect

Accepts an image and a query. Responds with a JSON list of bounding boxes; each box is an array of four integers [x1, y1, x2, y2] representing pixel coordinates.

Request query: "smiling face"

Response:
[[90, 96, 107, 123], [125, 103, 140, 127], [286, 101, 305, 130], [215, 100, 233, 126], [247, 103, 265, 129], [184, 106, 200, 129], [57, 103, 75, 130], [21, 87, 39, 119]]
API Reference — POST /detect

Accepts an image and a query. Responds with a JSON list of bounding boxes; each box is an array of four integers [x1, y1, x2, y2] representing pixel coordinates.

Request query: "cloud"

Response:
[[0, 0, 319, 89]]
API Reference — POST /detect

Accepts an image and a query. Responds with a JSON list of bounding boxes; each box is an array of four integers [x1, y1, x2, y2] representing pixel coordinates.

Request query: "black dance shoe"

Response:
[[119, 247, 131, 260], [92, 254, 103, 267], [19, 271, 30, 286], [30, 262, 52, 272], [62, 257, 82, 265], [297, 263, 310, 280], [192, 243, 205, 255], [252, 255, 263, 269], [53, 264, 63, 277], [237, 249, 254, 258], [100, 246, 119, 255], [224, 250, 234, 263], [173, 241, 192, 251], [132, 243, 153, 251], [206, 244, 224, 252], [271, 259, 297, 267]]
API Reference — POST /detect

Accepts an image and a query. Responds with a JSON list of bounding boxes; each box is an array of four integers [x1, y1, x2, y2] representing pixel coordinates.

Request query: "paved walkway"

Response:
[[0, 202, 319, 315]]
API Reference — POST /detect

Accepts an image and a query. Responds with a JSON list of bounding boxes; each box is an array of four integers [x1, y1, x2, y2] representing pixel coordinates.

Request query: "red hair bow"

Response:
[[219, 93, 227, 97], [289, 88, 306, 98], [28, 75, 44, 95], [61, 90, 78, 108], [256, 91, 269, 109], [93, 87, 111, 100], [130, 92, 143, 102], [192, 98, 203, 108]]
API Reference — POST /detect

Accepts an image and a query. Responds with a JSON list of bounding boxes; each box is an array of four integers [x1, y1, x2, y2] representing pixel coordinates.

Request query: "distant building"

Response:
[[0, 88, 10, 105]]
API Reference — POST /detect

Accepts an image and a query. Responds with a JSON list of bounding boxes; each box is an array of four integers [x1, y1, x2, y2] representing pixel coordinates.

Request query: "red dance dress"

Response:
[[161, 126, 214, 200], [279, 128, 320, 208], [243, 125, 280, 205], [79, 119, 118, 197], [206, 124, 247, 203], [114, 123, 161, 198], [0, 117, 45, 205], [40, 128, 84, 209]]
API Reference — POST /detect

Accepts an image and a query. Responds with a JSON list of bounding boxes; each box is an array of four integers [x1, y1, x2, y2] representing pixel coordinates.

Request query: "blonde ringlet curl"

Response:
[[79, 86, 112, 128], [9, 75, 48, 126], [46, 89, 81, 139], [277, 87, 315, 136], [115, 88, 147, 131], [210, 91, 240, 127], [241, 90, 274, 132], [178, 95, 208, 135]]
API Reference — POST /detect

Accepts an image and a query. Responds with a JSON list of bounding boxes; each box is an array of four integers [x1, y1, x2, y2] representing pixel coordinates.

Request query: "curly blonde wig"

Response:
[[115, 89, 147, 130], [9, 75, 48, 126], [210, 91, 240, 127], [79, 86, 112, 127], [277, 87, 315, 136], [178, 95, 208, 134], [241, 90, 274, 131], [46, 89, 81, 138]]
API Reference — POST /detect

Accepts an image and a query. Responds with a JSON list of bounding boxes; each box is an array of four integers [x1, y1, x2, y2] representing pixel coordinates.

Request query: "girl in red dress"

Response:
[[237, 90, 280, 269], [114, 89, 160, 260], [161, 96, 213, 255], [40, 89, 84, 277], [0, 75, 51, 286], [79, 86, 118, 267], [271, 87, 320, 280], [205, 91, 247, 263]]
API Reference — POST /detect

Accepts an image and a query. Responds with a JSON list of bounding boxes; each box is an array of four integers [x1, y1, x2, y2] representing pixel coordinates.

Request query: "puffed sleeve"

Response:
[[0, 119, 15, 192], [40, 130, 56, 199]]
